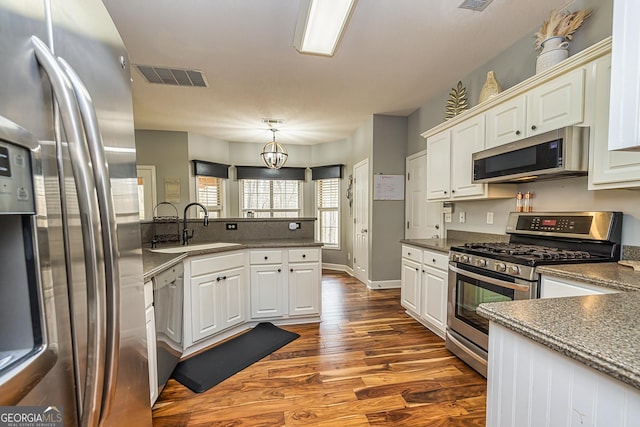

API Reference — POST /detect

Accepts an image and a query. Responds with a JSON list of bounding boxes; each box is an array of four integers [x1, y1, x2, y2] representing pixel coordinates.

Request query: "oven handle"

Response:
[[449, 264, 531, 292]]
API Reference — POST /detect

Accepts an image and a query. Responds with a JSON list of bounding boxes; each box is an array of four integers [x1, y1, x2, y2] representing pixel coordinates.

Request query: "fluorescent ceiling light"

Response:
[[294, 0, 358, 57]]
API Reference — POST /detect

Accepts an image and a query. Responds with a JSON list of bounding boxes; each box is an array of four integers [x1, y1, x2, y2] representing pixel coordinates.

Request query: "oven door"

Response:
[[447, 262, 535, 351]]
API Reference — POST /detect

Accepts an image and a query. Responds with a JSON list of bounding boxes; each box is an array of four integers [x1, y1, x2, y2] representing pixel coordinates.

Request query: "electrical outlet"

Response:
[[459, 211, 466, 223], [444, 212, 452, 223], [226, 223, 237, 230], [486, 212, 494, 224], [347, 252, 351, 260]]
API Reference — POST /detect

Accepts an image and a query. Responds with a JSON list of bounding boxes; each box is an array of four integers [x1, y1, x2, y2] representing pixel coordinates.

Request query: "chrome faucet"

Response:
[[182, 202, 209, 245]]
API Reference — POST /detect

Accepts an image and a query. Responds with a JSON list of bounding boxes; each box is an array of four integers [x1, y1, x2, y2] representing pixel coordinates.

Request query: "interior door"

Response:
[[136, 165, 157, 220], [353, 159, 369, 285]]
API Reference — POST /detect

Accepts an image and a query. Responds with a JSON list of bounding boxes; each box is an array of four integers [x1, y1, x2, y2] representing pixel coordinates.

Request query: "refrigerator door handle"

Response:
[[32, 36, 107, 427], [57, 58, 121, 422]]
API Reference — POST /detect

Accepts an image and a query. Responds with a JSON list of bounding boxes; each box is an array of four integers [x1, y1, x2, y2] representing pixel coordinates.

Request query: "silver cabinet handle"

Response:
[[32, 36, 106, 427], [58, 58, 120, 421], [449, 264, 530, 292]]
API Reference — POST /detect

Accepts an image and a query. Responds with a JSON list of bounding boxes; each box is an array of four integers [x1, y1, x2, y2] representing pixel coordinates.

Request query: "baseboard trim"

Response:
[[368, 279, 401, 290], [322, 263, 354, 277]]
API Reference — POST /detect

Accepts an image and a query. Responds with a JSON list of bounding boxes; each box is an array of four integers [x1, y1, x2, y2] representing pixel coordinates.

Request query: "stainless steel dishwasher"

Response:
[[152, 263, 184, 394]]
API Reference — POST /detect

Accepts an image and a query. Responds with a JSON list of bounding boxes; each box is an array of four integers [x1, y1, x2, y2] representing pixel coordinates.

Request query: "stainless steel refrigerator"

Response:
[[0, 0, 152, 425]]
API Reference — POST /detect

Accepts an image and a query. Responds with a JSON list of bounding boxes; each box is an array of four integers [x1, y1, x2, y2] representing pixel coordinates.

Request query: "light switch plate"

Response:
[[444, 212, 452, 223], [486, 212, 494, 224], [459, 212, 466, 223]]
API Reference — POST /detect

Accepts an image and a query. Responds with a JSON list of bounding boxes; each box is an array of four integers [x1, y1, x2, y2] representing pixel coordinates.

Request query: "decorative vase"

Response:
[[478, 71, 502, 103], [536, 36, 569, 74]]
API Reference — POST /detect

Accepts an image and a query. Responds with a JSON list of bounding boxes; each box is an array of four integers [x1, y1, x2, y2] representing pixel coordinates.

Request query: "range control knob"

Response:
[[509, 265, 520, 275], [476, 258, 487, 268], [460, 255, 470, 264], [495, 262, 507, 272], [452, 254, 461, 262]]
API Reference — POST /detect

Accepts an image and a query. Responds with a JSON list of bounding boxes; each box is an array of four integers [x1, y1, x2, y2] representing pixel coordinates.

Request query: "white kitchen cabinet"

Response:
[[400, 245, 448, 338], [540, 275, 618, 298], [401, 257, 421, 315], [487, 322, 640, 427], [425, 130, 451, 200], [250, 248, 322, 319], [450, 115, 486, 198], [144, 281, 158, 404], [426, 116, 512, 201], [527, 67, 585, 135], [485, 96, 527, 147], [420, 250, 448, 338], [588, 53, 640, 189], [188, 251, 246, 343], [608, 0, 640, 151]]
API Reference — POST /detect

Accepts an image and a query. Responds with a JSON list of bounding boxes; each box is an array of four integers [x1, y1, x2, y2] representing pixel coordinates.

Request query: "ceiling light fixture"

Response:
[[294, 0, 358, 57], [261, 128, 288, 169]]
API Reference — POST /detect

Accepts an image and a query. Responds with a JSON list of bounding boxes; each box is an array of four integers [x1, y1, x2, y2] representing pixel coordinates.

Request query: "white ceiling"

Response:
[[102, 0, 571, 146]]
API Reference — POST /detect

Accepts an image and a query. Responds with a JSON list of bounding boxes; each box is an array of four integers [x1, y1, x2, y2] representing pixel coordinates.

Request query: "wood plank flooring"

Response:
[[153, 271, 487, 426]]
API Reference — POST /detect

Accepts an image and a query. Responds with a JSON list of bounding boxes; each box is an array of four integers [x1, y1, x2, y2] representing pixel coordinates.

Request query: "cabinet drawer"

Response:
[[289, 248, 320, 263], [423, 250, 449, 270], [402, 245, 423, 263], [190, 251, 245, 276], [250, 250, 283, 265]]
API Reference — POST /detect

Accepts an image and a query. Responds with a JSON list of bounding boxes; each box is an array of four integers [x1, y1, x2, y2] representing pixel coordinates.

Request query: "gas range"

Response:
[[449, 211, 623, 282], [445, 211, 622, 377]]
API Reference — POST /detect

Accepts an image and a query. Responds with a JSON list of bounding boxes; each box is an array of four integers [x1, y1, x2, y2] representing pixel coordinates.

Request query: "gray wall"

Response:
[[371, 115, 408, 281], [135, 130, 190, 214]]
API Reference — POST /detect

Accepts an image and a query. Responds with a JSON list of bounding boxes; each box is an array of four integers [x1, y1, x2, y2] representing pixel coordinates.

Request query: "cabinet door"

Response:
[[589, 54, 640, 189], [426, 131, 451, 200], [191, 273, 221, 341], [451, 115, 486, 198], [221, 267, 246, 329], [250, 265, 285, 318], [609, 0, 640, 150], [485, 96, 527, 147], [420, 266, 447, 338], [145, 304, 158, 404], [400, 258, 421, 315], [527, 67, 585, 135], [288, 262, 320, 317]]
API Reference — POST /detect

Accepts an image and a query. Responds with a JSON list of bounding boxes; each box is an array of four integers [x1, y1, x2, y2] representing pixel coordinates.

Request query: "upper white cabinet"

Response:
[[588, 53, 640, 189], [485, 96, 527, 148], [608, 0, 640, 151], [426, 130, 451, 200], [526, 67, 585, 135], [426, 116, 512, 202], [450, 115, 486, 198], [485, 68, 585, 148]]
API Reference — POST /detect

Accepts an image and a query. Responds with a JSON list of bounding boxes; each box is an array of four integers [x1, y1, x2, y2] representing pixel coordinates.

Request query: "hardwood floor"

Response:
[[153, 271, 487, 426]]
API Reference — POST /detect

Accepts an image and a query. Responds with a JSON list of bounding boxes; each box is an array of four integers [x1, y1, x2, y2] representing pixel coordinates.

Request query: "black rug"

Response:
[[172, 322, 299, 393]]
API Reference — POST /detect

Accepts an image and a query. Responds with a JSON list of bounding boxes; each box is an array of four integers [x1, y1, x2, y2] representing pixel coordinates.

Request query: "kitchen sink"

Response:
[[150, 242, 242, 254]]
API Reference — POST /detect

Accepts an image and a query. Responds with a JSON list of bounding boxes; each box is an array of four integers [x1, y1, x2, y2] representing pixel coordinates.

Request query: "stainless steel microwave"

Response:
[[472, 126, 589, 183]]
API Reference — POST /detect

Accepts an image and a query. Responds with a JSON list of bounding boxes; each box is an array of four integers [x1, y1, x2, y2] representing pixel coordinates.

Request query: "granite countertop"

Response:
[[478, 292, 640, 390], [402, 231, 509, 254], [142, 239, 323, 280], [401, 238, 467, 253], [537, 262, 640, 292]]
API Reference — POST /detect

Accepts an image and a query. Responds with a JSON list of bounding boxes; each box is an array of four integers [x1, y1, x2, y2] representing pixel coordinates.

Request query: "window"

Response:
[[196, 176, 223, 218], [316, 178, 340, 248], [241, 179, 301, 217]]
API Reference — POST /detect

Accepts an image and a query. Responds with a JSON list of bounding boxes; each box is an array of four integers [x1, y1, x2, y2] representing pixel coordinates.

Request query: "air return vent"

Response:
[[458, 0, 493, 11], [134, 65, 208, 87]]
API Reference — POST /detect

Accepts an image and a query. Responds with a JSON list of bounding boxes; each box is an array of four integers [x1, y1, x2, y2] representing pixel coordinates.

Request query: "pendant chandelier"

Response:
[[260, 128, 288, 169]]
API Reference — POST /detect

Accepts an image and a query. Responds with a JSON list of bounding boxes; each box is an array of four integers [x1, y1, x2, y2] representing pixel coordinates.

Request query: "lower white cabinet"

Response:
[[487, 322, 640, 427], [540, 275, 619, 298], [188, 251, 246, 343], [143, 280, 158, 404], [400, 245, 448, 338], [250, 248, 321, 319]]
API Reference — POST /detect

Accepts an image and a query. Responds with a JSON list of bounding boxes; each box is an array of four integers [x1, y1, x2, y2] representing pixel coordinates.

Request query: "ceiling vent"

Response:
[[458, 0, 493, 11], [134, 65, 208, 87]]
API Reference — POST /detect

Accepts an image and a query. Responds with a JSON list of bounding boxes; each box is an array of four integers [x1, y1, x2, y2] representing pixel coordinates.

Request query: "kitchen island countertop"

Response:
[[142, 239, 323, 280], [537, 262, 640, 292]]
